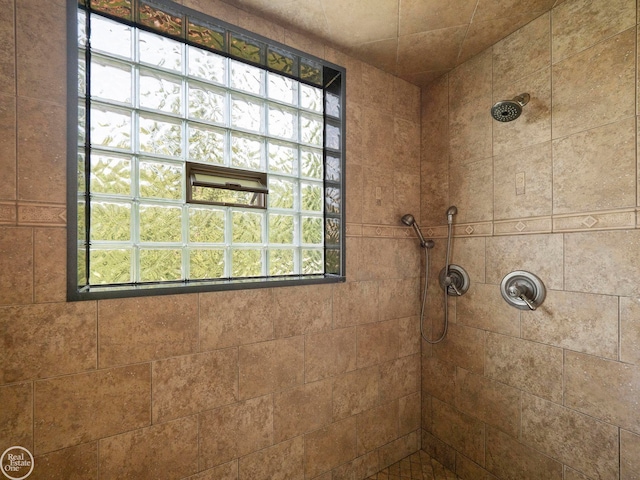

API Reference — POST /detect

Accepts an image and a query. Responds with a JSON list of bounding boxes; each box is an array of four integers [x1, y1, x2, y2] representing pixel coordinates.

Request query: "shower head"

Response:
[[491, 93, 530, 122], [401, 214, 416, 226], [401, 214, 431, 248], [446, 206, 457, 225]]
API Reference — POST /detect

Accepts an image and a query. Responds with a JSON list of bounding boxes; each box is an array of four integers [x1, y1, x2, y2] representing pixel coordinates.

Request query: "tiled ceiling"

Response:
[[219, 0, 565, 87]]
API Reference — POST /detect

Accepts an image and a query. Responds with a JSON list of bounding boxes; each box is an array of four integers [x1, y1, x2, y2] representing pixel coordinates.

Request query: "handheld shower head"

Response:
[[491, 93, 530, 122], [401, 214, 416, 227], [446, 206, 457, 224], [401, 214, 432, 248]]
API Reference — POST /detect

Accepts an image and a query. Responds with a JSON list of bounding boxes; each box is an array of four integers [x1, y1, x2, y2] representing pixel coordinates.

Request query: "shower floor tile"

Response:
[[367, 450, 461, 479]]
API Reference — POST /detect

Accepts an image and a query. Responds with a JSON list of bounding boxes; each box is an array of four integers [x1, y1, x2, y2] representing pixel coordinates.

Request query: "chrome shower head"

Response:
[[401, 214, 432, 248], [491, 93, 530, 122], [446, 206, 457, 224], [401, 214, 416, 227]]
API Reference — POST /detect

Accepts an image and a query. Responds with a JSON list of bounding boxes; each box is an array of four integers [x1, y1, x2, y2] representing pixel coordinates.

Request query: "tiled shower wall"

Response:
[[420, 0, 640, 478], [0, 0, 423, 478]]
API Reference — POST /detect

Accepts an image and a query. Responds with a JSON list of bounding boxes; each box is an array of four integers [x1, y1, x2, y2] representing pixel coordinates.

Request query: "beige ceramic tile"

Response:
[[332, 365, 379, 420], [394, 170, 421, 223], [98, 294, 198, 367], [449, 97, 493, 165], [397, 26, 468, 75], [34, 364, 151, 454], [563, 467, 591, 480], [305, 327, 356, 382], [398, 316, 421, 357], [552, 117, 635, 214], [357, 319, 399, 368], [455, 368, 521, 438], [238, 436, 303, 480], [621, 296, 640, 366], [448, 49, 493, 114], [449, 236, 486, 284], [456, 282, 520, 336], [182, 0, 240, 24], [199, 289, 274, 350], [433, 323, 485, 375], [152, 348, 238, 423], [449, 158, 493, 224], [521, 394, 619, 480], [456, 454, 499, 479], [421, 159, 450, 227], [333, 281, 379, 326], [304, 417, 357, 478], [16, 0, 66, 104], [421, 74, 449, 159], [34, 443, 98, 480], [361, 107, 394, 172], [421, 430, 457, 471], [199, 395, 273, 469], [621, 429, 640, 480], [398, 392, 421, 436], [184, 460, 238, 480], [0, 0, 14, 95], [357, 401, 399, 455], [361, 64, 396, 115], [431, 397, 485, 466], [0, 95, 16, 200], [493, 13, 550, 90], [485, 332, 563, 403], [345, 236, 360, 283], [398, 0, 478, 35], [522, 290, 618, 359], [362, 165, 396, 225], [564, 230, 640, 296], [346, 164, 363, 225], [379, 354, 420, 403], [239, 336, 304, 399], [379, 278, 419, 322], [565, 351, 640, 432], [99, 416, 198, 480], [1, 302, 96, 384], [273, 379, 332, 442], [272, 284, 332, 337], [0, 383, 32, 449], [422, 355, 457, 404], [473, 0, 554, 22], [33, 227, 65, 303], [331, 450, 379, 480], [393, 77, 421, 123], [551, 0, 636, 63], [377, 431, 420, 470], [485, 233, 563, 289], [237, 9, 284, 42], [486, 426, 562, 480], [0, 227, 32, 305], [346, 102, 363, 166], [552, 29, 635, 139]]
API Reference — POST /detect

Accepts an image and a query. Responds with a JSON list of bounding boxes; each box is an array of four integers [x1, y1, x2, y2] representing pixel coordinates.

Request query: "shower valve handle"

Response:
[[508, 285, 536, 310]]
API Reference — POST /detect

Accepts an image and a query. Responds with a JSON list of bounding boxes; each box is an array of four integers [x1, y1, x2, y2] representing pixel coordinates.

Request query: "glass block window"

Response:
[[69, 0, 345, 299]]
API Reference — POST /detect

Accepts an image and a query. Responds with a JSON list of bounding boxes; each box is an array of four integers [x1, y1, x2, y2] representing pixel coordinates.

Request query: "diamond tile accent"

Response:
[[465, 226, 475, 235], [426, 229, 434, 237], [515, 221, 527, 232], [582, 215, 598, 228]]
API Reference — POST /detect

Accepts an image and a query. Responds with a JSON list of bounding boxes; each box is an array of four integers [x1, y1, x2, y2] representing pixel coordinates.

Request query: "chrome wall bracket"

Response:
[[439, 264, 470, 296], [500, 270, 546, 310]]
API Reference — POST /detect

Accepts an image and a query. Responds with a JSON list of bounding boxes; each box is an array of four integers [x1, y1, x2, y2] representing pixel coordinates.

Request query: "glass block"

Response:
[[139, 30, 182, 72], [229, 32, 263, 64], [268, 72, 295, 105], [326, 92, 340, 118], [139, 160, 182, 200], [78, 153, 86, 193], [231, 249, 262, 277], [300, 59, 322, 85], [139, 248, 182, 281], [268, 105, 296, 140], [90, 0, 132, 20], [90, 154, 132, 195], [302, 216, 322, 245], [188, 124, 225, 164], [269, 249, 294, 275], [188, 46, 225, 84], [300, 113, 323, 146], [188, 207, 225, 243], [267, 142, 295, 174], [77, 245, 87, 287], [231, 95, 263, 133], [78, 55, 86, 96], [191, 186, 260, 207], [268, 177, 294, 210], [232, 210, 263, 243], [230, 60, 263, 95], [326, 123, 340, 150], [325, 187, 340, 214], [139, 1, 183, 37], [90, 106, 131, 150], [139, 114, 182, 157], [267, 47, 297, 75], [301, 182, 322, 212], [77, 198, 86, 240], [187, 20, 225, 52], [326, 218, 340, 245], [139, 70, 182, 114], [78, 8, 87, 47], [326, 154, 341, 182], [139, 204, 182, 242], [231, 133, 262, 170], [325, 248, 340, 274], [190, 249, 224, 279], [91, 58, 132, 104], [89, 248, 132, 284], [188, 83, 225, 123], [268, 214, 294, 244], [300, 148, 322, 179], [302, 249, 323, 274], [90, 14, 132, 59], [91, 201, 131, 241], [300, 84, 322, 112], [78, 103, 86, 145]]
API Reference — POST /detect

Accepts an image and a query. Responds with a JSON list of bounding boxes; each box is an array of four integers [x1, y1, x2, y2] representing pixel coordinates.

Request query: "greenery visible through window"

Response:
[[68, 0, 345, 299]]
